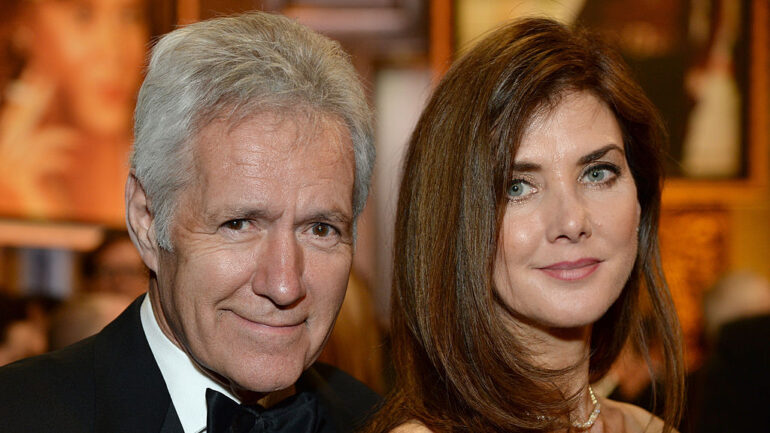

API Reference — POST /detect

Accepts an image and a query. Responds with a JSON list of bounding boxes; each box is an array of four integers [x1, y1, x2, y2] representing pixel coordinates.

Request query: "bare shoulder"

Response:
[[601, 398, 678, 433], [390, 420, 435, 433]]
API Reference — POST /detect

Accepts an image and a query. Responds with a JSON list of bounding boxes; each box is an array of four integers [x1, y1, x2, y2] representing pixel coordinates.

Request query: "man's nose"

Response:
[[544, 184, 592, 243], [252, 230, 305, 308]]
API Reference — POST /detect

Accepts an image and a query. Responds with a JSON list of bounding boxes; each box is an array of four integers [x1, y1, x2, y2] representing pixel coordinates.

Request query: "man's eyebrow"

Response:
[[578, 144, 624, 165], [304, 210, 352, 225], [207, 207, 274, 222]]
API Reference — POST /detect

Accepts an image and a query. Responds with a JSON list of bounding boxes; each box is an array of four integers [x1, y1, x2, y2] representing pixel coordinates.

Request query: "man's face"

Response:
[[152, 112, 355, 395]]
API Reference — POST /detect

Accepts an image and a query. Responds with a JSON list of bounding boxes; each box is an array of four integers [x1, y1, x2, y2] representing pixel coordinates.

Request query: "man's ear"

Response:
[[125, 174, 160, 273]]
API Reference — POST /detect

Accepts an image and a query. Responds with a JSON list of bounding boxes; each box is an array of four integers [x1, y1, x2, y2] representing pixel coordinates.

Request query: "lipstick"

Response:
[[538, 258, 600, 281]]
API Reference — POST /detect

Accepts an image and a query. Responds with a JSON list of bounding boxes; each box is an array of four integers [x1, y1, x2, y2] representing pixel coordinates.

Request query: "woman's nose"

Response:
[[544, 185, 592, 243]]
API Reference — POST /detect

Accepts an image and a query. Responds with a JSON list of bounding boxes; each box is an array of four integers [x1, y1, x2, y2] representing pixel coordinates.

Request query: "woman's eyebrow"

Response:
[[511, 161, 541, 172], [578, 144, 624, 165]]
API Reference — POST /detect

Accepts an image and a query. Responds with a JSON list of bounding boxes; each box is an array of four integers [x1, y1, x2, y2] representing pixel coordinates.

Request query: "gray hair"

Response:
[[131, 11, 374, 250]]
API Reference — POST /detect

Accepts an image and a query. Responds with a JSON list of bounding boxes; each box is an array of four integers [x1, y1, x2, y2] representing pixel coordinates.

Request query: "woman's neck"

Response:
[[506, 313, 591, 371], [509, 319, 599, 428]]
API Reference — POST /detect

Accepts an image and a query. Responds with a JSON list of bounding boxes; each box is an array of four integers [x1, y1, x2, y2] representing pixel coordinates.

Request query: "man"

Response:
[[688, 271, 770, 433], [0, 11, 379, 433]]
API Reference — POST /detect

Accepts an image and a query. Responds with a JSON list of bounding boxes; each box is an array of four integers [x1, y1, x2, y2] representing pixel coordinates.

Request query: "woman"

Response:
[[0, 0, 150, 223], [366, 18, 684, 432]]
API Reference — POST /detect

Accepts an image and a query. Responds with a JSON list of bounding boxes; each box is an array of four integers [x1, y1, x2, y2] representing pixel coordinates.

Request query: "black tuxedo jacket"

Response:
[[691, 314, 770, 433], [0, 295, 381, 433]]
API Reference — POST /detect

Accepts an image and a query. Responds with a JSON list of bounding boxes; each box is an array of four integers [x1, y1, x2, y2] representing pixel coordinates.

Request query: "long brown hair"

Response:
[[365, 18, 684, 433]]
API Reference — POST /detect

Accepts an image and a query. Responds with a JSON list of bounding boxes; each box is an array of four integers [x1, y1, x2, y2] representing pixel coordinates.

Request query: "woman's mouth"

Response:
[[538, 258, 601, 281]]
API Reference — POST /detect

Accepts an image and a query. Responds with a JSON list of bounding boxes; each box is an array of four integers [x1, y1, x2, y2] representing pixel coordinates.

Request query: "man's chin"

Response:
[[225, 356, 310, 395]]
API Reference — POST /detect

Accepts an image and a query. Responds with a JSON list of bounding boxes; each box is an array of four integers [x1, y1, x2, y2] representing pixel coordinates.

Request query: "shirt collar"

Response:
[[140, 295, 240, 433]]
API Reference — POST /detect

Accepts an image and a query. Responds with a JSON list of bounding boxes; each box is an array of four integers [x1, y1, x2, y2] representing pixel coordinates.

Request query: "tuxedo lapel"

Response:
[[160, 403, 185, 433], [92, 295, 181, 433], [297, 363, 381, 433]]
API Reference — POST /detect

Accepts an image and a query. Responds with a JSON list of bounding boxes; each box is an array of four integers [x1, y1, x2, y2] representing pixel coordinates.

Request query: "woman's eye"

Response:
[[224, 219, 248, 231], [73, 5, 94, 23], [507, 180, 534, 198], [581, 165, 618, 184], [587, 168, 607, 181], [120, 7, 145, 25]]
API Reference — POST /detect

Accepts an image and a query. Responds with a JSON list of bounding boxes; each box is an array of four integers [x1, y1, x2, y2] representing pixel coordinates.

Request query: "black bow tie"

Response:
[[206, 388, 323, 433]]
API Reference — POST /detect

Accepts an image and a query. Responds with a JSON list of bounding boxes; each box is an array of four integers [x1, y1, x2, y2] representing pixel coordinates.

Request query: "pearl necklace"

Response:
[[572, 385, 601, 430]]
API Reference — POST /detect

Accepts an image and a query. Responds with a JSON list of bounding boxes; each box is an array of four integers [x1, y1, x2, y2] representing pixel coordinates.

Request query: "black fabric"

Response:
[[206, 388, 323, 433], [692, 314, 770, 433], [0, 294, 381, 433], [296, 363, 380, 433], [160, 403, 185, 433], [0, 295, 170, 433]]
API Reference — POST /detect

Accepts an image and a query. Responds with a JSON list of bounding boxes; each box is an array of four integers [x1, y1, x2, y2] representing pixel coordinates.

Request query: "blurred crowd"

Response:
[[0, 233, 144, 364]]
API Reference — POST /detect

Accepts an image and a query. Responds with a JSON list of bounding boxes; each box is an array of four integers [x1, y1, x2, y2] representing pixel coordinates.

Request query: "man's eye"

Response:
[[311, 223, 336, 237], [224, 219, 248, 231]]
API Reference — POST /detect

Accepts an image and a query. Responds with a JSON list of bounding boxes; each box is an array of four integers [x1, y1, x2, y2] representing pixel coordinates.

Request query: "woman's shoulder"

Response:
[[601, 398, 677, 433], [389, 420, 434, 433]]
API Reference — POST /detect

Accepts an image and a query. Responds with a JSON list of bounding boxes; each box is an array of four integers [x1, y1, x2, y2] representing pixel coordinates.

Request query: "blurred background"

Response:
[[0, 0, 767, 429]]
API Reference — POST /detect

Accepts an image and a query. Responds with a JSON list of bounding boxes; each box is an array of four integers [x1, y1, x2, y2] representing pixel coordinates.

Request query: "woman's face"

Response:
[[22, 0, 149, 137], [493, 91, 640, 331]]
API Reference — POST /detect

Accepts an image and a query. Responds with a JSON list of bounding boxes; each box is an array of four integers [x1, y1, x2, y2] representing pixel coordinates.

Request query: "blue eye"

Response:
[[507, 180, 534, 198], [587, 168, 607, 181], [581, 164, 619, 184]]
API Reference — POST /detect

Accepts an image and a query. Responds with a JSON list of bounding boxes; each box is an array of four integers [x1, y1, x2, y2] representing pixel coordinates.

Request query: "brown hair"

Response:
[[365, 18, 684, 433]]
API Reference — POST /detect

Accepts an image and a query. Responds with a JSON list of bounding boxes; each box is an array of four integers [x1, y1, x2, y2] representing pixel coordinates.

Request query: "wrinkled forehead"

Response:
[[179, 107, 351, 184], [194, 104, 350, 153], [171, 108, 356, 221], [165, 106, 356, 223]]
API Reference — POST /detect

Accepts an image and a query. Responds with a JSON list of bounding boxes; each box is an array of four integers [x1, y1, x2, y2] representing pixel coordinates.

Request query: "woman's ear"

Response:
[[125, 174, 160, 273]]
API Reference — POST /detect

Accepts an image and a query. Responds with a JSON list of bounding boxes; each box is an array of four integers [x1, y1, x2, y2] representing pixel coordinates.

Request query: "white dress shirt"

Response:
[[140, 296, 239, 433]]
